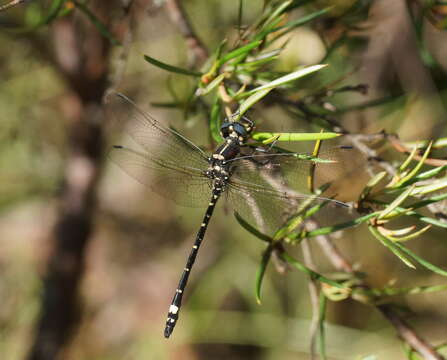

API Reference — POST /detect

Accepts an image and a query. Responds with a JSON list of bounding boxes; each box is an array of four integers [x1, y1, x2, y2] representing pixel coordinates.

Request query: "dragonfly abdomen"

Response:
[[164, 187, 223, 338]]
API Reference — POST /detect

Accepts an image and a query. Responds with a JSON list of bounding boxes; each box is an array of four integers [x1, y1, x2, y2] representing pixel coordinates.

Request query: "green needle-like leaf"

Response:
[[143, 55, 203, 77], [394, 142, 433, 187], [234, 88, 273, 120], [252, 132, 341, 142], [411, 177, 447, 195], [280, 252, 345, 289], [412, 165, 447, 182], [239, 64, 328, 98], [369, 226, 416, 268], [393, 242, 447, 276], [255, 244, 273, 304], [234, 212, 272, 243], [378, 185, 415, 220], [219, 40, 262, 66], [288, 212, 376, 243], [399, 145, 418, 172], [258, 0, 292, 33]]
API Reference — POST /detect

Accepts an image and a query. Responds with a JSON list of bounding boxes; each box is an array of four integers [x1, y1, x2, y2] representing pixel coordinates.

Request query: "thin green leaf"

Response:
[[412, 165, 447, 182], [378, 185, 416, 219], [280, 7, 331, 32], [411, 177, 447, 195], [394, 142, 433, 187], [214, 39, 228, 61], [255, 244, 274, 304], [267, 7, 332, 45], [274, 213, 304, 241], [280, 252, 345, 289], [248, 49, 283, 62], [234, 88, 272, 120], [258, 0, 292, 32], [234, 212, 272, 243], [143, 55, 203, 76], [235, 54, 280, 70], [369, 198, 447, 229], [238, 64, 328, 97], [252, 131, 341, 142], [411, 215, 447, 228], [289, 212, 376, 243], [73, 0, 120, 45], [399, 145, 418, 172], [369, 226, 416, 268], [219, 40, 262, 66], [394, 242, 447, 276], [409, 192, 447, 210]]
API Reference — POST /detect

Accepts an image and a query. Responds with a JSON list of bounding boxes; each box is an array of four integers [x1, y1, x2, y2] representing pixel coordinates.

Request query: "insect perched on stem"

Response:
[[108, 93, 354, 338]]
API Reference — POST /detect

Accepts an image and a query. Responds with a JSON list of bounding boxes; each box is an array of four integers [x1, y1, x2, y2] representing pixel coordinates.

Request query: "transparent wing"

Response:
[[226, 155, 357, 236], [109, 145, 213, 208], [106, 92, 209, 170], [230, 146, 354, 196]]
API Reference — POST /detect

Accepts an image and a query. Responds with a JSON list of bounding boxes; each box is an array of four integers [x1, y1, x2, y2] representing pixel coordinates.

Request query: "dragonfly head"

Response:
[[220, 116, 254, 143]]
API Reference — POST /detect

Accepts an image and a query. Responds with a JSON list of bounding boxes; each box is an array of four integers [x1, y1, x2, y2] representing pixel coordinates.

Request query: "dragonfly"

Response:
[[108, 93, 355, 338]]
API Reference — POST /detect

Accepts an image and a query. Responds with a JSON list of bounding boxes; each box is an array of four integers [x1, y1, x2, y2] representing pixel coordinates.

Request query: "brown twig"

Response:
[[165, 0, 208, 66]]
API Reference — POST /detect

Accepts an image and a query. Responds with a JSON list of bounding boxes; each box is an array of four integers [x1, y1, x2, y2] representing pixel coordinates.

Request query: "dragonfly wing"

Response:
[[227, 158, 356, 237], [109, 145, 212, 208], [106, 92, 209, 170], [231, 146, 354, 196]]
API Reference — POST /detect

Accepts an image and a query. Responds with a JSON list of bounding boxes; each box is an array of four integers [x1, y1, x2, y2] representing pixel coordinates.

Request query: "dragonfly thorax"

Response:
[[220, 116, 254, 145], [205, 162, 230, 184]]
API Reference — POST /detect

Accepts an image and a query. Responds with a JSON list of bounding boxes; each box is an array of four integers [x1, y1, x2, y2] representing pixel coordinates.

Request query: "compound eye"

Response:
[[233, 123, 247, 138]]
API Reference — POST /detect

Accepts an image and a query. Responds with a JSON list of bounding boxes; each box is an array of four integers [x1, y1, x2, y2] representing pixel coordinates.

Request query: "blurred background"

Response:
[[1, 0, 447, 359]]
